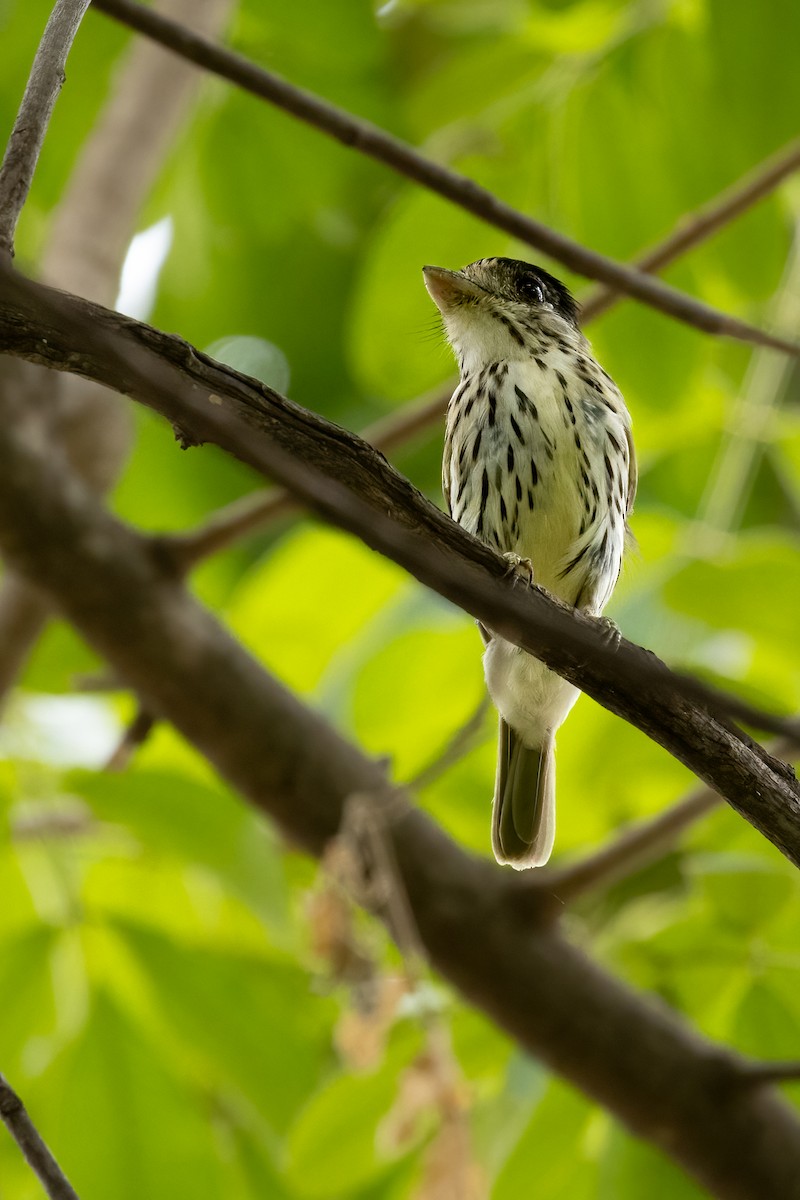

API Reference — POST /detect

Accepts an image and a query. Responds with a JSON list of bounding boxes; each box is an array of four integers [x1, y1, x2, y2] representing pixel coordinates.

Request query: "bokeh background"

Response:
[[1, 0, 799, 1195]]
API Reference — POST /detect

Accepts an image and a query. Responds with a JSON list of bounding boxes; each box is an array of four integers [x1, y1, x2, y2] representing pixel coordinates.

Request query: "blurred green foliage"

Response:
[[1, 0, 800, 1195]]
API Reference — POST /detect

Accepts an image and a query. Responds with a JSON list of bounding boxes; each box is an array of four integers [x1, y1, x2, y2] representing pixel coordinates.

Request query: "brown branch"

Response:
[[540, 733, 797, 904], [0, 544, 52, 697], [406, 695, 492, 792], [1, 265, 800, 872], [542, 784, 723, 904], [89, 0, 800, 358], [0, 309, 799, 1197], [739, 1062, 800, 1088], [0, 0, 91, 257], [0, 1073, 79, 1200], [581, 138, 800, 322], [0, 0, 235, 712], [168, 487, 296, 569], [104, 705, 156, 770], [169, 385, 449, 568], [0, 0, 91, 704]]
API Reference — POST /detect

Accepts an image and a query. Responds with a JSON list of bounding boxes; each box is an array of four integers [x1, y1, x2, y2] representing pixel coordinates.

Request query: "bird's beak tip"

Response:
[[423, 265, 470, 308]]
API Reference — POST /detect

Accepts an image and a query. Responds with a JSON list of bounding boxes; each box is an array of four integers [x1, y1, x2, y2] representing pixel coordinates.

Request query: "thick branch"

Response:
[[1, 264, 799, 868], [89, 0, 800, 357], [0, 1073, 79, 1200], [0, 0, 91, 257], [0, 322, 798, 1198]]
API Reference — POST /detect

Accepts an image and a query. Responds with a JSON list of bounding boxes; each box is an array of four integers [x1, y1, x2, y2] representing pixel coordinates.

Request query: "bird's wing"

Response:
[[442, 423, 453, 516], [624, 421, 638, 519]]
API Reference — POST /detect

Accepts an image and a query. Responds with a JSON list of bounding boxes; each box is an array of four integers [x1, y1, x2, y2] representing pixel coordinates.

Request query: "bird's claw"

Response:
[[502, 552, 535, 587], [594, 615, 622, 650]]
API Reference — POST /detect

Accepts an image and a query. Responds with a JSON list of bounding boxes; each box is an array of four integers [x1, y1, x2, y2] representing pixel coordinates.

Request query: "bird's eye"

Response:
[[520, 281, 544, 304]]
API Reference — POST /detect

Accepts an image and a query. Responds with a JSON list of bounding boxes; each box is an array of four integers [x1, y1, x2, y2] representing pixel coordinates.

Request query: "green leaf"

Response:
[[114, 921, 331, 1135], [66, 767, 290, 940], [493, 1079, 598, 1199], [285, 1059, 415, 1196], [599, 1125, 707, 1200], [45, 989, 223, 1200], [732, 981, 800, 1061], [226, 525, 407, 696], [690, 854, 794, 932], [206, 336, 291, 394], [0, 926, 59, 1078], [663, 536, 800, 653], [350, 610, 485, 779]]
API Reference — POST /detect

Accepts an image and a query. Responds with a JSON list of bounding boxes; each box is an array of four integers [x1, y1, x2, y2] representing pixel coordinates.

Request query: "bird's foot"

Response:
[[502, 552, 535, 587], [594, 615, 622, 650]]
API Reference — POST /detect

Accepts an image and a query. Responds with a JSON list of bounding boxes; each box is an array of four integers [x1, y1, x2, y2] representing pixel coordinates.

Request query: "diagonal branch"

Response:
[[739, 1062, 800, 1088], [169, 385, 449, 568], [0, 320, 798, 1198], [541, 727, 794, 903], [581, 137, 800, 322], [541, 783, 724, 904], [89, 0, 800, 358], [1, 263, 799, 868], [0, 1073, 79, 1200], [0, 0, 91, 257]]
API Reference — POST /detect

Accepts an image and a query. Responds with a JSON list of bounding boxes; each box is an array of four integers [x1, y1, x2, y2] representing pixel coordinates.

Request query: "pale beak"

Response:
[[423, 265, 484, 310]]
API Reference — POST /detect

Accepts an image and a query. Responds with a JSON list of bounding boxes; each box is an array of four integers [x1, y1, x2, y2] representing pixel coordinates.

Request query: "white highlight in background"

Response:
[[115, 215, 174, 320], [0, 695, 122, 768]]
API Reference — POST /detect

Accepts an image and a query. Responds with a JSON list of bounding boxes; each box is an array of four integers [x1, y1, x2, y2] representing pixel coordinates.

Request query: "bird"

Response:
[[423, 257, 636, 869]]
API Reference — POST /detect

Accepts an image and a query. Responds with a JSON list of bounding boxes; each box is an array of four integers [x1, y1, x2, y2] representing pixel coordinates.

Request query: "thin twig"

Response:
[[541, 785, 723, 904], [406, 694, 492, 792], [581, 137, 800, 322], [738, 1061, 800, 1087], [542, 733, 799, 903], [0, 0, 91, 256], [90, 0, 800, 357], [340, 792, 424, 970], [168, 488, 297, 568], [12, 807, 95, 841], [334, 796, 484, 1196], [691, 233, 800, 550], [104, 705, 156, 770], [0, 1073, 79, 1200]]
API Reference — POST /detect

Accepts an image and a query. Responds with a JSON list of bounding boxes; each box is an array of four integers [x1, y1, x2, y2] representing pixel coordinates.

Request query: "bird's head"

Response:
[[423, 257, 579, 373]]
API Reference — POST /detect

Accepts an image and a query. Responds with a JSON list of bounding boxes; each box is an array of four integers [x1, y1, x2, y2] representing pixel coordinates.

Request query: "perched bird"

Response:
[[423, 257, 636, 869]]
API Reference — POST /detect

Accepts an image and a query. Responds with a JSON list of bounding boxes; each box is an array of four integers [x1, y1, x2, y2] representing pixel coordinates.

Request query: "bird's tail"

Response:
[[491, 719, 556, 869]]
